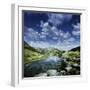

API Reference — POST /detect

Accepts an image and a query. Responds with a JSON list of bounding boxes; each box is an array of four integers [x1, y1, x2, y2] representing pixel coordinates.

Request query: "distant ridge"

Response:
[[24, 41, 39, 52], [70, 46, 80, 51]]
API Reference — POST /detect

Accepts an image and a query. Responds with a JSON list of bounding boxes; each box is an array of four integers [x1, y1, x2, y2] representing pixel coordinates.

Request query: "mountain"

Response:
[[70, 46, 80, 51], [35, 48, 49, 54], [24, 41, 65, 63], [49, 48, 65, 57], [36, 47, 65, 57], [24, 41, 48, 64], [24, 41, 39, 53]]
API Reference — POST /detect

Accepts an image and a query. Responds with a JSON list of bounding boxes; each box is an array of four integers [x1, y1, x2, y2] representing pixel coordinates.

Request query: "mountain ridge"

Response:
[[70, 46, 80, 51]]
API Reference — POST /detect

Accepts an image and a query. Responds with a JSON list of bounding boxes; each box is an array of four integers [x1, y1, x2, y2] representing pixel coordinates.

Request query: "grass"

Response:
[[24, 49, 48, 64]]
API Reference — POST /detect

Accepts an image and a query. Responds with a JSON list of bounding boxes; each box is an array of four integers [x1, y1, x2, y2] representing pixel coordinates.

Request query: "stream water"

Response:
[[24, 56, 63, 77]]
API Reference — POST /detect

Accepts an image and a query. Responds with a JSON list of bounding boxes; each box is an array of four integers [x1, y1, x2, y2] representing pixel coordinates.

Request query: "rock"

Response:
[[35, 73, 47, 77], [73, 63, 79, 67], [63, 58, 67, 62], [65, 66, 72, 71], [60, 70, 66, 75], [47, 69, 58, 76]]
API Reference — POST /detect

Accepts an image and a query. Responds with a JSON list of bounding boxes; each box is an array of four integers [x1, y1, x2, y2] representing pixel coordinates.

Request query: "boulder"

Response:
[[47, 69, 58, 76], [35, 73, 47, 77]]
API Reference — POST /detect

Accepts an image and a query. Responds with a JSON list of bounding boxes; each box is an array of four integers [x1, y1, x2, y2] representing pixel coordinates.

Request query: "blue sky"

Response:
[[23, 10, 80, 51]]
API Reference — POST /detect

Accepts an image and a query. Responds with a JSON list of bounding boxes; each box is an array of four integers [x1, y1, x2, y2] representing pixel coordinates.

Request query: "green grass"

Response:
[[62, 51, 80, 60], [24, 48, 48, 64]]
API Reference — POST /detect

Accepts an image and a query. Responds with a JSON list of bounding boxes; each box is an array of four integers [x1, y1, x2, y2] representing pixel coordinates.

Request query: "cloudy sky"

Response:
[[23, 10, 80, 51]]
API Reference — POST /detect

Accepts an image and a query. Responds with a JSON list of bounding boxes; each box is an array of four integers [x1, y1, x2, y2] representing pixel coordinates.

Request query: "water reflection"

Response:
[[24, 56, 63, 77]]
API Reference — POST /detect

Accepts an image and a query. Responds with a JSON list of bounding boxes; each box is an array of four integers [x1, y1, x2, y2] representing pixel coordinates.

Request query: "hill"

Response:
[[24, 41, 39, 53], [70, 46, 80, 51], [24, 41, 48, 64], [48, 48, 65, 57]]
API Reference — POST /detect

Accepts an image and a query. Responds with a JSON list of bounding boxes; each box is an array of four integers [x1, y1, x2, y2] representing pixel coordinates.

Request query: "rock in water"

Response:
[[35, 73, 47, 77], [65, 66, 72, 71], [47, 69, 58, 76]]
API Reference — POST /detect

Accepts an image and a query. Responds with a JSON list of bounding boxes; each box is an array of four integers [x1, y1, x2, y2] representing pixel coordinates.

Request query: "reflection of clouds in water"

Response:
[[45, 56, 61, 62], [24, 56, 63, 76]]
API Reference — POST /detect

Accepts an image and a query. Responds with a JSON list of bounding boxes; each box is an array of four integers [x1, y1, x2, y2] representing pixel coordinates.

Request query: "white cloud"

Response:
[[63, 32, 71, 39], [59, 30, 64, 37], [72, 30, 80, 36], [40, 21, 59, 38], [40, 34, 46, 39], [72, 23, 80, 36], [24, 20, 79, 51], [29, 41, 51, 48], [40, 21, 50, 29], [48, 14, 62, 26], [40, 21, 74, 46], [40, 21, 72, 41], [41, 22, 52, 33], [24, 26, 78, 51], [51, 26, 59, 36], [24, 27, 40, 41], [72, 23, 80, 30], [67, 37, 75, 42], [59, 30, 71, 39], [56, 40, 79, 51], [24, 13, 80, 51], [55, 36, 79, 50], [52, 37, 58, 40], [27, 36, 79, 51], [48, 14, 72, 26]]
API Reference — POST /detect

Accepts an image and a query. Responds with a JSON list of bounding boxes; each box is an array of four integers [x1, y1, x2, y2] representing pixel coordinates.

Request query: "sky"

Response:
[[23, 10, 80, 51]]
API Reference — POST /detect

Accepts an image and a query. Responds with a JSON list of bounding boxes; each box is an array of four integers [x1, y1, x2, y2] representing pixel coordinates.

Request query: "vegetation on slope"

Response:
[[24, 41, 48, 64], [61, 47, 80, 75]]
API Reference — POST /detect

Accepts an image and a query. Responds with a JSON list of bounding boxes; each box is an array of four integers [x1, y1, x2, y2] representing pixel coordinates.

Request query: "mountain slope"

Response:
[[24, 41, 39, 53], [48, 48, 64, 57], [24, 41, 48, 64], [70, 46, 80, 51]]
